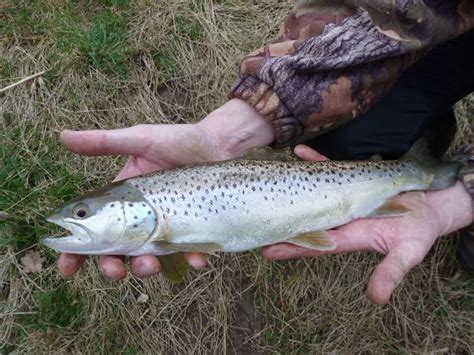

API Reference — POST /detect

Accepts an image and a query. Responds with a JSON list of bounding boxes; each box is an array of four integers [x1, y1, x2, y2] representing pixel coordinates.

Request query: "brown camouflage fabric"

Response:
[[230, 0, 474, 146]]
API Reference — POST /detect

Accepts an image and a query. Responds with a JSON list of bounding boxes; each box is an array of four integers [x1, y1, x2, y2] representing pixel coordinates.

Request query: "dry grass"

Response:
[[1, 1, 473, 353]]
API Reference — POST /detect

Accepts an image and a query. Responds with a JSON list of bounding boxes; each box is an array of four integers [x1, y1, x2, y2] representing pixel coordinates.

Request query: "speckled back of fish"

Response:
[[124, 158, 442, 253]]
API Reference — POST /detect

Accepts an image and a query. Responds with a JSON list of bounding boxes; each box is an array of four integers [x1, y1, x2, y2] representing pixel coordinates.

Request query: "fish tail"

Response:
[[426, 161, 461, 190], [402, 138, 460, 190]]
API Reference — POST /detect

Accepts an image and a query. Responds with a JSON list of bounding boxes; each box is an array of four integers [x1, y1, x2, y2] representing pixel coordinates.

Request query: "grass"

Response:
[[1, 0, 473, 353]]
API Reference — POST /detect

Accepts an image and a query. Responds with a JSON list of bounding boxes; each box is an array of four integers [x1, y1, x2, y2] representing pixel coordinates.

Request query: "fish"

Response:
[[42, 144, 460, 282]]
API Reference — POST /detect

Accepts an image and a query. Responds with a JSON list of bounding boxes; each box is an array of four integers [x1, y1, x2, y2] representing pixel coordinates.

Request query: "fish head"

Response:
[[42, 182, 158, 255]]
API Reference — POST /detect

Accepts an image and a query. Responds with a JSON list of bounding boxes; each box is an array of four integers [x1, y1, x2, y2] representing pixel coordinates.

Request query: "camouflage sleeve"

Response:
[[229, 1, 474, 146]]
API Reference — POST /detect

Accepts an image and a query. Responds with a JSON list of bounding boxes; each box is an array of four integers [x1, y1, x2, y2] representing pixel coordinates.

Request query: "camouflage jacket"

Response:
[[230, 1, 473, 225]]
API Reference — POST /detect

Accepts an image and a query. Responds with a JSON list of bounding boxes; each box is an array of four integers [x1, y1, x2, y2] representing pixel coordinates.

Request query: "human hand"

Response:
[[262, 145, 473, 305], [57, 99, 274, 279]]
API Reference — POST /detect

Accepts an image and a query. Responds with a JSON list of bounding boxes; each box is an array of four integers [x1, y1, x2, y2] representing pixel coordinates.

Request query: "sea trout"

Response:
[[42, 147, 460, 282]]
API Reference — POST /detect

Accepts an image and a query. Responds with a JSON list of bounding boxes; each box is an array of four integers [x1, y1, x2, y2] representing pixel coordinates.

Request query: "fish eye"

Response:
[[72, 203, 90, 219]]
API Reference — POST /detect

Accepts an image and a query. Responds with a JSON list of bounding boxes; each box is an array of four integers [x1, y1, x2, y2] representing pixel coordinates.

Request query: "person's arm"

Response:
[[229, 1, 474, 146]]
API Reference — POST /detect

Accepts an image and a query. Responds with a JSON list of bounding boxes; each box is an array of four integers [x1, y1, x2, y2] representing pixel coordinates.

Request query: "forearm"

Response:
[[197, 99, 275, 159], [428, 182, 473, 236], [230, 2, 474, 146]]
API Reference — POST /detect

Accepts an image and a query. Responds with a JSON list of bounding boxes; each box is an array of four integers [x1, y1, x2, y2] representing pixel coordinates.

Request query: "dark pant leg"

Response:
[[304, 30, 474, 160]]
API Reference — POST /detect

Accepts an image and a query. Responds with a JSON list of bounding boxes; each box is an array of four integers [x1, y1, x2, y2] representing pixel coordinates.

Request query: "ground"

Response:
[[1, 1, 473, 353]]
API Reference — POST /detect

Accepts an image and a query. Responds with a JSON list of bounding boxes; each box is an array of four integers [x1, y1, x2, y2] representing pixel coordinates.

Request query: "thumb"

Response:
[[294, 144, 329, 161], [60, 126, 151, 156], [367, 243, 428, 305]]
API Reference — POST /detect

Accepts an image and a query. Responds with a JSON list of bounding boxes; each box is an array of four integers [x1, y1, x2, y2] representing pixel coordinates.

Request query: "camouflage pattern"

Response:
[[230, 0, 474, 145]]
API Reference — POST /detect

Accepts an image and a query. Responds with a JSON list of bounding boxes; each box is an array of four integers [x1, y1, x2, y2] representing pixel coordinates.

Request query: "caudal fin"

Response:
[[427, 161, 461, 190], [402, 138, 460, 190]]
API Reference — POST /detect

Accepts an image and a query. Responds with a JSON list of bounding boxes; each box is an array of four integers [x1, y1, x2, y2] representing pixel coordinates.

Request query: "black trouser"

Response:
[[305, 30, 474, 160]]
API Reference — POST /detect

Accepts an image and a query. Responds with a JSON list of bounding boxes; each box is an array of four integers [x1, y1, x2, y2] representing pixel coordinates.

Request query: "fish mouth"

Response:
[[42, 215, 94, 254]]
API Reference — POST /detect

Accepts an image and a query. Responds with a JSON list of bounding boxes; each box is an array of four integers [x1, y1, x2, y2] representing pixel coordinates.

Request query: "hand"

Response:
[[58, 99, 274, 279], [262, 145, 473, 305]]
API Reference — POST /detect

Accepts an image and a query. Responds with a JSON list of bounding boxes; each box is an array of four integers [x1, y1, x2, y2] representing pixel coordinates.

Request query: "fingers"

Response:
[[261, 225, 375, 260], [367, 245, 426, 305], [60, 126, 151, 156], [130, 256, 161, 278], [294, 144, 329, 161], [184, 252, 208, 270], [58, 253, 86, 277], [98, 255, 127, 280]]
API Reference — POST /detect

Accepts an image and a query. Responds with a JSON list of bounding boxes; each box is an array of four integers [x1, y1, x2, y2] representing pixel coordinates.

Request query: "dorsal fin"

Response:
[[238, 147, 299, 162]]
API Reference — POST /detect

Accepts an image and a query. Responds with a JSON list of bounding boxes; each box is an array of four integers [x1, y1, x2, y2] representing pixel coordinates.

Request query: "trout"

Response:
[[42, 146, 459, 282]]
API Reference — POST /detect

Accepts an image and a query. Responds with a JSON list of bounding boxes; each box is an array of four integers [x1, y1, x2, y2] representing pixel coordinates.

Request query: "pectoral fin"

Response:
[[157, 253, 188, 284], [155, 241, 223, 253], [287, 231, 336, 251], [367, 199, 411, 218]]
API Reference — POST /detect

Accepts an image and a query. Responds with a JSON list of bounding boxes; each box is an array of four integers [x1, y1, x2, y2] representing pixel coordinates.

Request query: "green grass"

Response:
[[29, 284, 84, 330], [76, 11, 130, 76]]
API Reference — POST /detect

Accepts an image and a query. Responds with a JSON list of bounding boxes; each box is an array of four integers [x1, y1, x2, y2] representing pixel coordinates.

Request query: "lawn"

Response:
[[1, 1, 473, 353]]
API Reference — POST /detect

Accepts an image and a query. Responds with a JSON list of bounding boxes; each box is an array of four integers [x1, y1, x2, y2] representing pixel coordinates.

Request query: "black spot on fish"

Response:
[[166, 208, 170, 213], [117, 218, 121, 221], [171, 197, 175, 203], [148, 211, 151, 215], [174, 210, 177, 215], [128, 203, 133, 207], [133, 224, 137, 228], [198, 205, 202, 209], [184, 211, 188, 216], [134, 216, 138, 219], [316, 178, 321, 182], [111, 204, 115, 208]]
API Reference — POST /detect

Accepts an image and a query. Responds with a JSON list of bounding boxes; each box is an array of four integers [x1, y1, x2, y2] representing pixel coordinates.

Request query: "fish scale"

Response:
[[43, 146, 460, 282], [123, 159, 426, 252]]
